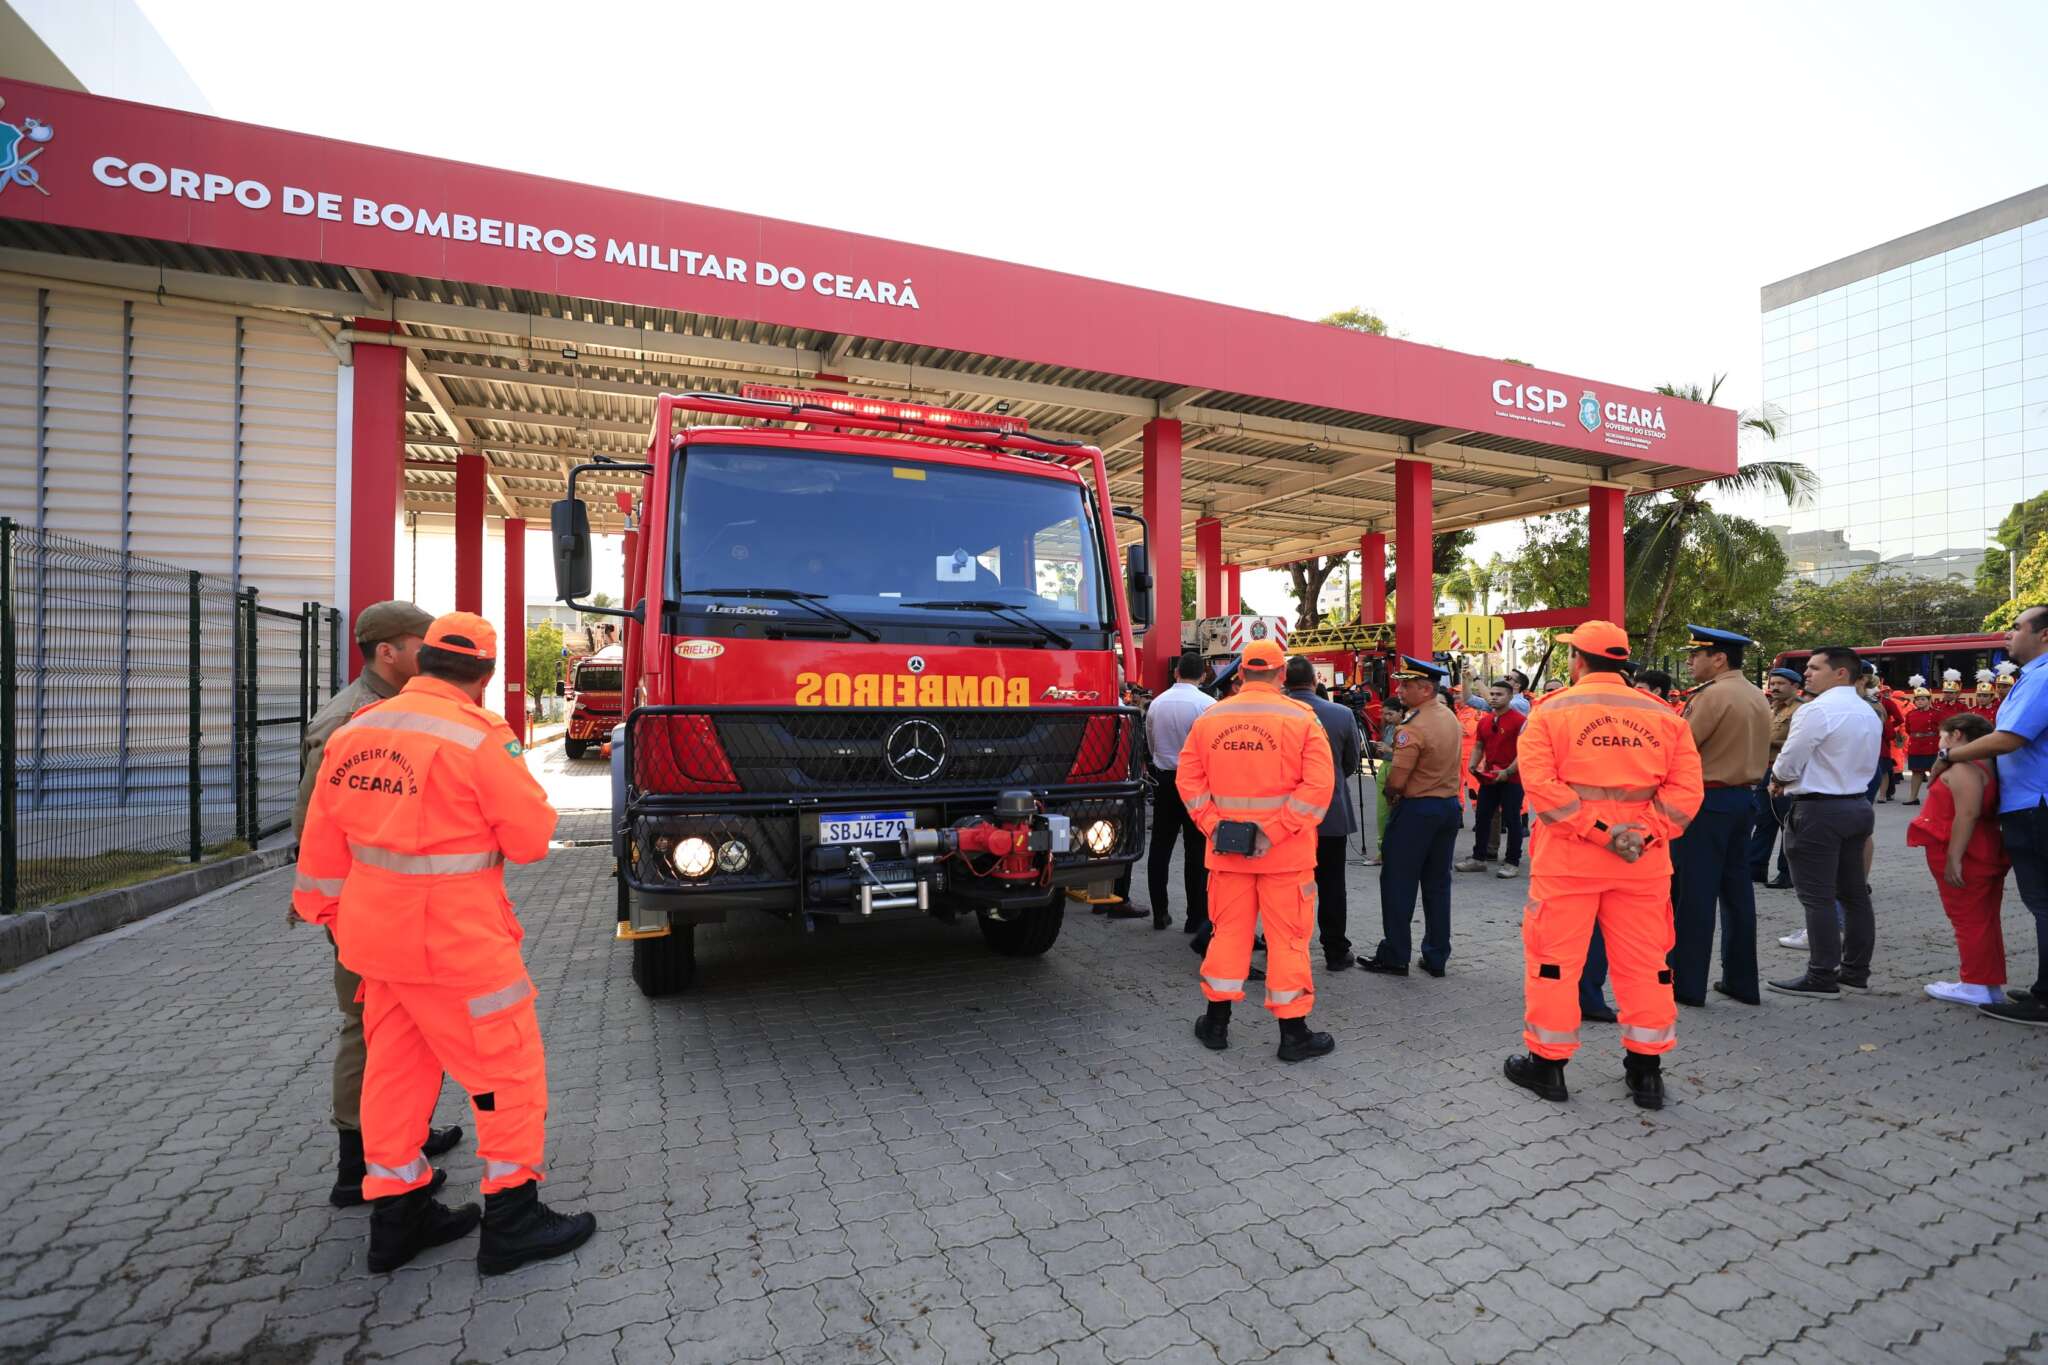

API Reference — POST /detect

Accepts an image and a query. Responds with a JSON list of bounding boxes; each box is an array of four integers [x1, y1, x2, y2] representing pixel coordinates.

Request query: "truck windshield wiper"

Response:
[[679, 587, 881, 642], [898, 599, 1073, 649]]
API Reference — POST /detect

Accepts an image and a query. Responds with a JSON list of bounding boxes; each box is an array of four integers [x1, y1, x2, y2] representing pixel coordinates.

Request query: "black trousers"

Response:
[[1147, 768, 1207, 926], [1314, 835, 1350, 958], [1470, 780, 1524, 865], [1786, 796, 1876, 985]]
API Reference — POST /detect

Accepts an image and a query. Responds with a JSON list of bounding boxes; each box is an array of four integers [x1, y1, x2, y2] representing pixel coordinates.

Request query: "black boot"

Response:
[[1623, 1053, 1665, 1110], [332, 1129, 458, 1207], [366, 1185, 481, 1272], [1276, 1017, 1335, 1063], [1503, 1053, 1568, 1102], [1193, 1001, 1230, 1051], [477, 1181, 597, 1276]]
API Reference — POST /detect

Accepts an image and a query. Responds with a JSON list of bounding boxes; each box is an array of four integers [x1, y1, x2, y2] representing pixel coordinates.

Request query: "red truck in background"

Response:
[[562, 644, 624, 760], [550, 386, 1153, 996]]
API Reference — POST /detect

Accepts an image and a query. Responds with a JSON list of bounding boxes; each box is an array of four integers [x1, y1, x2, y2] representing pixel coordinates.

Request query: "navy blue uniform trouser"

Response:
[[1375, 796, 1461, 970], [1579, 924, 1612, 1013], [1746, 779, 1789, 881], [1669, 787, 1760, 1001], [1146, 768, 1208, 927], [1998, 804, 2048, 1000]]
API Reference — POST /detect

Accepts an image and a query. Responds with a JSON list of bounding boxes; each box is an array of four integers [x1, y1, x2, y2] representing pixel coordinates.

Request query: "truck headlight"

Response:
[[671, 836, 716, 879], [1082, 819, 1119, 855], [716, 839, 752, 874]]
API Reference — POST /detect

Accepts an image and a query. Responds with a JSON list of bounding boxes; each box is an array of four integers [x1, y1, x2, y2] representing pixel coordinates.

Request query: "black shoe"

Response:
[[1767, 974, 1840, 1000], [1102, 903, 1147, 920], [1190, 930, 1212, 955], [1182, 919, 1204, 935], [477, 1181, 598, 1277], [1420, 961, 1446, 979], [1194, 1002, 1230, 1051], [1979, 998, 2048, 1027], [1750, 871, 1768, 885], [1246, 966, 1265, 982], [1712, 980, 1762, 1006], [1325, 951, 1356, 972], [367, 1186, 481, 1273], [331, 1130, 455, 1208], [1765, 876, 1793, 889], [1358, 956, 1409, 977], [1836, 974, 1871, 993], [1503, 1053, 1568, 1102], [1153, 911, 1170, 930], [1580, 1003, 1618, 1024], [1674, 994, 1707, 1008], [1623, 1054, 1665, 1110], [1277, 1019, 1335, 1063]]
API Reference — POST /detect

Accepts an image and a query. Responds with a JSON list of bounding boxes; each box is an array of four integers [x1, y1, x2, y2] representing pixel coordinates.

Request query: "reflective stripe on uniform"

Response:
[[1541, 692, 1677, 717], [467, 978, 535, 1019], [1286, 796, 1326, 818], [1622, 1022, 1676, 1046], [1267, 987, 1306, 1004], [349, 842, 505, 875], [1214, 793, 1286, 811], [1184, 792, 1213, 812], [485, 1159, 526, 1180], [1654, 799, 1694, 832], [336, 708, 490, 751], [1532, 796, 1583, 823], [1526, 1021, 1580, 1046], [1569, 783, 1657, 802], [294, 872, 344, 896], [1218, 702, 1313, 719], [1204, 976, 1245, 992], [366, 1152, 430, 1185]]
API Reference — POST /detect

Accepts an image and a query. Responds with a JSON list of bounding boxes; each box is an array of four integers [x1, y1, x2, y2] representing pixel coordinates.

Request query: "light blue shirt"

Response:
[[1464, 691, 1531, 715], [1993, 652, 2048, 814], [1144, 682, 1214, 771]]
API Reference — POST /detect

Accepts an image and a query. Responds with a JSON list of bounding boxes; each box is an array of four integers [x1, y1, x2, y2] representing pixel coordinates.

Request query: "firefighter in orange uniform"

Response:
[[1504, 621, 1704, 1110], [294, 612, 596, 1275], [1177, 638, 1338, 1062]]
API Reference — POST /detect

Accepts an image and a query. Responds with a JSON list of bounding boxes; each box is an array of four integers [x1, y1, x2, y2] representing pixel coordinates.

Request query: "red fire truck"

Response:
[[550, 387, 1152, 995], [1772, 632, 2009, 690], [562, 644, 624, 760]]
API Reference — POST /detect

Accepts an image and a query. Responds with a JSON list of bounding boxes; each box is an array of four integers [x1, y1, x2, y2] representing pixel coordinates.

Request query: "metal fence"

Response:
[[3, 519, 343, 912]]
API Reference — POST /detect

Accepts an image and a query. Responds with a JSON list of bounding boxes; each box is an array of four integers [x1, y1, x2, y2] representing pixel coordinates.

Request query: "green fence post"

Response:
[[247, 590, 260, 834], [2, 518, 16, 911], [188, 571, 203, 863]]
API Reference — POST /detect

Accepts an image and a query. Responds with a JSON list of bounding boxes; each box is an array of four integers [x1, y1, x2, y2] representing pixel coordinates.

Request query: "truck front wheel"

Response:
[[977, 901, 1064, 957], [564, 738, 590, 759], [630, 923, 697, 996]]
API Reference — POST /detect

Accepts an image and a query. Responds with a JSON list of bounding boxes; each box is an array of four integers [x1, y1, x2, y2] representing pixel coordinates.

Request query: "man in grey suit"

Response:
[[1285, 656, 1364, 970]]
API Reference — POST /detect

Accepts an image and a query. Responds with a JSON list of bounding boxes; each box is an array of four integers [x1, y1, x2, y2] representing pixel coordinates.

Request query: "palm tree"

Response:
[[1633, 375, 1814, 649]]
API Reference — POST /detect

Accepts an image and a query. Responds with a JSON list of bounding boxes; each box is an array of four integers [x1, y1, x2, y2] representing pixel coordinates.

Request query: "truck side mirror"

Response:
[[551, 498, 592, 602], [555, 679, 566, 697], [1125, 543, 1153, 630]]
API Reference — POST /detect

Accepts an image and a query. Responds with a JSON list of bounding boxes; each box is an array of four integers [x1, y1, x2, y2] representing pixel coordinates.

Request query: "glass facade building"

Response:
[[1758, 187, 2048, 585]]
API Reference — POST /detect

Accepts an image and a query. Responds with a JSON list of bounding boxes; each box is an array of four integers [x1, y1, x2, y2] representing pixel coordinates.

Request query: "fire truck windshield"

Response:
[[575, 663, 622, 693], [672, 446, 1109, 635]]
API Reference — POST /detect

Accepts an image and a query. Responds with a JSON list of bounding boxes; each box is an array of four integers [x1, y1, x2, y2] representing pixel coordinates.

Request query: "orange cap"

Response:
[[1566, 619, 1630, 660], [425, 611, 498, 661], [1241, 639, 1285, 670]]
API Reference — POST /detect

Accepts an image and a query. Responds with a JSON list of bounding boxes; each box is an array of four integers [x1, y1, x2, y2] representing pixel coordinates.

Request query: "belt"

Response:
[[1704, 781, 1753, 790], [1791, 792, 1863, 802]]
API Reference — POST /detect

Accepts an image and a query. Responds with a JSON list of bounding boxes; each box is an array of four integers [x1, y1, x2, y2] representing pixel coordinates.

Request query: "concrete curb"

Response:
[[0, 845, 296, 973]]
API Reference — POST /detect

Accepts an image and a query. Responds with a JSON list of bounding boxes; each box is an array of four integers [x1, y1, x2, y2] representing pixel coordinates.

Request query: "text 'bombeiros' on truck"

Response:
[[549, 386, 1155, 995]]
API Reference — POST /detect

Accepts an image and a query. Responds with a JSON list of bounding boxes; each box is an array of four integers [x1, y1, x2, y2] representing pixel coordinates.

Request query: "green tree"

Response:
[[526, 621, 564, 703], [1987, 536, 2048, 630], [1633, 375, 1814, 649], [1320, 306, 1388, 335], [1756, 568, 2001, 655], [1285, 555, 1350, 630], [1182, 569, 1198, 619], [1976, 489, 2048, 600], [579, 591, 616, 626]]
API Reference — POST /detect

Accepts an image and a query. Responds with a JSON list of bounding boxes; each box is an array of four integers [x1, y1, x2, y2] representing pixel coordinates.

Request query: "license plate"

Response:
[[818, 810, 912, 845]]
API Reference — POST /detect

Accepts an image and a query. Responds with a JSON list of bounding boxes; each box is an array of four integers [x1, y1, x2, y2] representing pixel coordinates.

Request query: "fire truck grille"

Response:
[[628, 707, 1140, 796]]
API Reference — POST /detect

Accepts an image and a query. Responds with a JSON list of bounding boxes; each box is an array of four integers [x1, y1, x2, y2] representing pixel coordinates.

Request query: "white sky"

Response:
[[111, 1, 2048, 616]]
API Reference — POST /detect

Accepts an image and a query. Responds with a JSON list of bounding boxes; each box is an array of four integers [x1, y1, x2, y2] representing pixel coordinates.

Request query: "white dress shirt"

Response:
[[1771, 682, 1882, 796], [1144, 681, 1214, 771]]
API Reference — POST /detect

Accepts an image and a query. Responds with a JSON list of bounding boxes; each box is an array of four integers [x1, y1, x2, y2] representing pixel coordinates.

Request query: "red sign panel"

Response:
[[0, 79, 1733, 475]]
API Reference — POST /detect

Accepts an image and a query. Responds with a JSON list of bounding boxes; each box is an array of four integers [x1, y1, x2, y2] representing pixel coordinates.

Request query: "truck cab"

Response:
[[551, 387, 1153, 995]]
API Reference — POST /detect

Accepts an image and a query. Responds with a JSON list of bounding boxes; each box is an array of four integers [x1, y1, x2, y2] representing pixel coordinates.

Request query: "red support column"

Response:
[[1223, 563, 1241, 616], [347, 319, 405, 679], [1142, 419, 1183, 692], [455, 452, 485, 613], [1589, 486, 1624, 624], [1394, 461, 1433, 660], [1194, 517, 1222, 618], [1360, 531, 1387, 624], [503, 518, 526, 744]]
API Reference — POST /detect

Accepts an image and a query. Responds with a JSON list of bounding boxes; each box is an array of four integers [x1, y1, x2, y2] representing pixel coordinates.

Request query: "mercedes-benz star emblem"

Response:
[[884, 718, 947, 783]]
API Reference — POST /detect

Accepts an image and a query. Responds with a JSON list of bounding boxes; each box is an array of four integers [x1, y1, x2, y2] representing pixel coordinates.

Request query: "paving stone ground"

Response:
[[2, 788, 2046, 1365]]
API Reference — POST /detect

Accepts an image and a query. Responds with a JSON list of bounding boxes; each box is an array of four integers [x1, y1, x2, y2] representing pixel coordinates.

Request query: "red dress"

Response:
[[1902, 706, 1942, 760], [1907, 762, 2008, 986]]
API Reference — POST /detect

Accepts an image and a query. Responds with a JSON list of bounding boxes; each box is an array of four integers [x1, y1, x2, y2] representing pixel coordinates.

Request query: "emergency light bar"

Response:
[[740, 384, 1029, 434]]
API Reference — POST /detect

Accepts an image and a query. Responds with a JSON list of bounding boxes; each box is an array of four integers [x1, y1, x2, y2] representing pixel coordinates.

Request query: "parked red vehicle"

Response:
[[550, 387, 1153, 995], [563, 645, 623, 760], [1772, 633, 2009, 690]]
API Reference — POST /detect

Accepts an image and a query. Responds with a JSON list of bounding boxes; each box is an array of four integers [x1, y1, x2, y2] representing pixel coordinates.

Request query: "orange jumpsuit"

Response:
[[1176, 681, 1335, 1019], [294, 676, 559, 1198], [1515, 673, 1704, 1061], [1456, 703, 1482, 801]]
